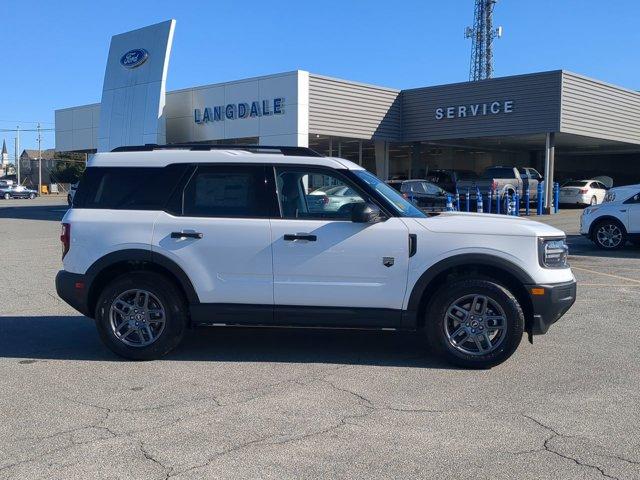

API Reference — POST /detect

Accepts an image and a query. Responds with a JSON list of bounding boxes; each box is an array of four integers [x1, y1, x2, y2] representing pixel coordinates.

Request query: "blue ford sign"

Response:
[[120, 49, 149, 69], [194, 98, 285, 124]]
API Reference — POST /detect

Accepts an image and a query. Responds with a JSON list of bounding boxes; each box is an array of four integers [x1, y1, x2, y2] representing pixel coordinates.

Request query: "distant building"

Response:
[[19, 149, 56, 187], [0, 140, 11, 177]]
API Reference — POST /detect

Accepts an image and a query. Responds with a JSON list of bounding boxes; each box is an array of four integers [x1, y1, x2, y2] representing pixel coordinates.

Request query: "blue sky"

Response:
[[1, 0, 638, 151]]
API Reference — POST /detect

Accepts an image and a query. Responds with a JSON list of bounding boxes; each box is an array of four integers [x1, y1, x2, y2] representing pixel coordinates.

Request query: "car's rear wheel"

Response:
[[593, 220, 627, 250], [3, 193, 9, 200], [95, 272, 187, 360], [29, 193, 36, 199], [590, 196, 597, 206], [425, 278, 524, 369]]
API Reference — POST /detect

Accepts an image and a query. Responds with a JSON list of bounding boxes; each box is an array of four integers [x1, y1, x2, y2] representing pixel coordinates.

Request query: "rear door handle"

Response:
[[171, 231, 203, 239], [284, 234, 317, 242]]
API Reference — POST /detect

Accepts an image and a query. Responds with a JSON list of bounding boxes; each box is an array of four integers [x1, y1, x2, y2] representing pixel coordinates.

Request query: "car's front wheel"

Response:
[[425, 278, 524, 369], [3, 193, 9, 200], [593, 220, 627, 250], [95, 272, 187, 360], [29, 193, 36, 199]]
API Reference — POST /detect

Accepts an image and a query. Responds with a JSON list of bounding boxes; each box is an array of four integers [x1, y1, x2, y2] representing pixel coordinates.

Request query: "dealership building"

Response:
[[55, 21, 640, 195]]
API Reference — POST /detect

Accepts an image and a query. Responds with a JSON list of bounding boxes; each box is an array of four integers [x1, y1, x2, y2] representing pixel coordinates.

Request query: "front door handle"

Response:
[[284, 234, 317, 242], [171, 231, 203, 239]]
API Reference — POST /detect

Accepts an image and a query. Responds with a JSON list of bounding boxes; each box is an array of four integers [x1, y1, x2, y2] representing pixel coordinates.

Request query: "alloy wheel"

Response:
[[109, 289, 166, 347], [444, 294, 507, 356], [596, 224, 622, 248]]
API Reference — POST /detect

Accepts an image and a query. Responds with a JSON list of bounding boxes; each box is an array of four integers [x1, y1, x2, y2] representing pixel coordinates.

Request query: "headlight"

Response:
[[538, 238, 569, 269], [604, 192, 615, 202]]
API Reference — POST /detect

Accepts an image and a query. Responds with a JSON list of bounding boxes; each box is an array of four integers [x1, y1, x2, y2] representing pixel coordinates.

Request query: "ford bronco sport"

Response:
[[56, 145, 576, 368]]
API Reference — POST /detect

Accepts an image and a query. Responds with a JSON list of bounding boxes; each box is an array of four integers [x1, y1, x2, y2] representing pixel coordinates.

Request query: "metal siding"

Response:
[[309, 74, 401, 140], [560, 72, 640, 145], [402, 71, 562, 142]]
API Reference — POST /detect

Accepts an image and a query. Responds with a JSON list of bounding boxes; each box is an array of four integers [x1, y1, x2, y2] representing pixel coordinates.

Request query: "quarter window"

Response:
[[73, 164, 190, 210], [182, 165, 273, 218]]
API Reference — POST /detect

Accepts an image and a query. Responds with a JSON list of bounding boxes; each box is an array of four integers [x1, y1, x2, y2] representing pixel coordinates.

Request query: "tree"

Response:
[[51, 159, 85, 184]]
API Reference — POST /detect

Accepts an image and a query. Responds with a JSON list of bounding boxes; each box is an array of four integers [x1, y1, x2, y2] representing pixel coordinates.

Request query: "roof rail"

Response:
[[110, 144, 323, 157]]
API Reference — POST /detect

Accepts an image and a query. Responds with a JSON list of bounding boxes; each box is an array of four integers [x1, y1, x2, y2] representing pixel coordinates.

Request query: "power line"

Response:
[[0, 128, 55, 132]]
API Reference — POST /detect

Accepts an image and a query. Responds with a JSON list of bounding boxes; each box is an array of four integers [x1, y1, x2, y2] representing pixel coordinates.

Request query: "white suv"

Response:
[[580, 183, 640, 249], [56, 145, 576, 368]]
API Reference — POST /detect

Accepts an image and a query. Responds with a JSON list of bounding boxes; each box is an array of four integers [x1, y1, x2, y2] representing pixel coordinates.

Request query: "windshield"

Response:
[[354, 171, 426, 218]]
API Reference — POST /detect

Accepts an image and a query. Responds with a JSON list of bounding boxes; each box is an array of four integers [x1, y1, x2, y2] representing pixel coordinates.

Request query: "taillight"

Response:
[[402, 193, 409, 199], [491, 180, 498, 191], [320, 195, 329, 205], [61, 223, 70, 259], [579, 188, 588, 194]]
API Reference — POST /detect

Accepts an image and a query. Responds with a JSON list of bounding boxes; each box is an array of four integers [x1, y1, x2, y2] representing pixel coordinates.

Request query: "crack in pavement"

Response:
[[519, 414, 622, 480]]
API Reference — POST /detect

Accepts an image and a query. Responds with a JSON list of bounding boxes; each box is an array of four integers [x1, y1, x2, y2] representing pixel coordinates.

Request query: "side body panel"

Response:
[[270, 217, 410, 310], [62, 209, 159, 274], [151, 212, 274, 304]]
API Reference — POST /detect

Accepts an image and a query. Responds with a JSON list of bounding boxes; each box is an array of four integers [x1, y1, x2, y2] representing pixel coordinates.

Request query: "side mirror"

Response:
[[351, 202, 382, 223]]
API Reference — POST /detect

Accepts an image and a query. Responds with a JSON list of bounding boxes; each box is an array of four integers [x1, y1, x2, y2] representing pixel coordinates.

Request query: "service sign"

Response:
[[435, 100, 514, 120], [194, 98, 285, 124], [120, 49, 149, 69]]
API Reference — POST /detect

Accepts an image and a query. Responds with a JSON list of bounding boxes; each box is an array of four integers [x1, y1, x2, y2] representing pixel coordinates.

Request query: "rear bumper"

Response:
[[55, 270, 92, 317], [525, 280, 577, 335]]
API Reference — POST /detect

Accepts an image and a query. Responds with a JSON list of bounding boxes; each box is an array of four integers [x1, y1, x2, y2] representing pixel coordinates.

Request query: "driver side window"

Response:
[[275, 167, 366, 220]]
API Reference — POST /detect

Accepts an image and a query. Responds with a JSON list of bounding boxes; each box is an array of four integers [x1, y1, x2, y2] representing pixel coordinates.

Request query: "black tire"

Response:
[[3, 193, 9, 200], [67, 194, 72, 206], [424, 278, 524, 369], [589, 196, 597, 206], [95, 272, 187, 360], [29, 193, 36, 200], [592, 219, 627, 250]]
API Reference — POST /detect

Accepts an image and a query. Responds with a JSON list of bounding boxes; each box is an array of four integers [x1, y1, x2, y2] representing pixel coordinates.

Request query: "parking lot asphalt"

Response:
[[1, 198, 639, 480]]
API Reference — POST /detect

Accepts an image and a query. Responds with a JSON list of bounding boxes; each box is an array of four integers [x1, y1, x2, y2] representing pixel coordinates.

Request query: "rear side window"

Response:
[[181, 165, 274, 218], [482, 167, 516, 179], [74, 165, 190, 210]]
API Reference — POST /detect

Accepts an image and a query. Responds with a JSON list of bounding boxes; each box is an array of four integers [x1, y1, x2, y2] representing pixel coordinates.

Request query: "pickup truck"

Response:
[[457, 166, 543, 201]]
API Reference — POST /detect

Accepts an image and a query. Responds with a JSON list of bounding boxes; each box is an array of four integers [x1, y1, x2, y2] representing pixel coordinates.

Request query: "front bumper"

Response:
[[55, 270, 92, 317], [525, 279, 577, 335]]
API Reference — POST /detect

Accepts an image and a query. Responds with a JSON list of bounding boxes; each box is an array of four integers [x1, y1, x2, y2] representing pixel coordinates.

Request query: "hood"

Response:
[[412, 212, 565, 237]]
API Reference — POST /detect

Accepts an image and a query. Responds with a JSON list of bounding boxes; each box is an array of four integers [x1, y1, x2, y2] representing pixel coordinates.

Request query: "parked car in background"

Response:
[[560, 180, 609, 206], [581, 183, 640, 249], [387, 179, 450, 212], [308, 184, 364, 213], [426, 169, 478, 193], [1, 185, 38, 200], [68, 183, 78, 206], [457, 166, 541, 202]]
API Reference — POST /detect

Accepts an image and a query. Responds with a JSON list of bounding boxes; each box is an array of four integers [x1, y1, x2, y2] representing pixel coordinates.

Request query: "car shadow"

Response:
[[566, 234, 640, 259], [0, 204, 68, 221], [0, 315, 455, 369]]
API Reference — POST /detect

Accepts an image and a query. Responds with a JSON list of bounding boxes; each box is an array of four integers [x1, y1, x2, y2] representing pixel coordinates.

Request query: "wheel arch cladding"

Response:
[[85, 249, 199, 317], [408, 254, 534, 331]]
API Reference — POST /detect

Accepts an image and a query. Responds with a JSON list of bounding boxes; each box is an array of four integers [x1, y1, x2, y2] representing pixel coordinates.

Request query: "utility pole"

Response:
[[37, 123, 42, 195], [15, 126, 20, 185]]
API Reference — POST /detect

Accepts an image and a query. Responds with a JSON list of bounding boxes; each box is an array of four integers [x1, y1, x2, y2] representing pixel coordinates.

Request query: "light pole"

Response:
[[37, 123, 42, 195], [15, 125, 20, 185]]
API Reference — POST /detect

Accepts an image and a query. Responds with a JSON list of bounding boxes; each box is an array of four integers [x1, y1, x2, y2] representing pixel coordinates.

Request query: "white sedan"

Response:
[[559, 179, 609, 206]]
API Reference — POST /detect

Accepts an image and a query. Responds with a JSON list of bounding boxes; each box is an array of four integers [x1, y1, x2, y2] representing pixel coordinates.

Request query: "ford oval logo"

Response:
[[120, 48, 149, 69]]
